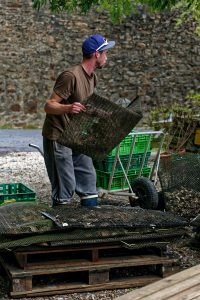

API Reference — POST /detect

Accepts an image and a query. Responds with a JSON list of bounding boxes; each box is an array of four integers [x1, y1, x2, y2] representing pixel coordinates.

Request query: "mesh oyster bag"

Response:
[[0, 202, 187, 236], [158, 153, 200, 220], [158, 153, 200, 193], [0, 203, 187, 249], [43, 205, 187, 229], [0, 202, 54, 235], [57, 93, 143, 160]]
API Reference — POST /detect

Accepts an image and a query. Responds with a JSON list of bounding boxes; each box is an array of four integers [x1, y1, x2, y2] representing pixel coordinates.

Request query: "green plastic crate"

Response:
[[108, 132, 151, 156], [94, 152, 151, 172], [96, 167, 151, 190], [0, 183, 36, 204]]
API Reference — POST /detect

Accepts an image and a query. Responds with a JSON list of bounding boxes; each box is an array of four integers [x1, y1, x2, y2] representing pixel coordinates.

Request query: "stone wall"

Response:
[[0, 0, 200, 128]]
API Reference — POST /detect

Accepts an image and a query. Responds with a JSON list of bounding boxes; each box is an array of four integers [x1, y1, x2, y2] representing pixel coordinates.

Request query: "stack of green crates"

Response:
[[94, 131, 152, 190], [0, 183, 36, 205]]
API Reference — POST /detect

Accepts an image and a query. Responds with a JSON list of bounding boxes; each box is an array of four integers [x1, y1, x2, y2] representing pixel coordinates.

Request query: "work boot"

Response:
[[80, 195, 98, 206]]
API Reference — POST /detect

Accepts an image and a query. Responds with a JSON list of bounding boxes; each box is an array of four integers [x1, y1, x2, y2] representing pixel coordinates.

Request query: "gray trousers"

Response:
[[43, 137, 97, 204]]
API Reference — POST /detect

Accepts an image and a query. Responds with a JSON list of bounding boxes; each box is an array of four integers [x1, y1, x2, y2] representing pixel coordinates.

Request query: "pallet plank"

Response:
[[168, 284, 200, 300], [10, 276, 161, 297], [12, 276, 32, 293], [13, 244, 164, 269], [92, 249, 99, 262], [115, 264, 200, 300], [136, 273, 200, 300], [89, 269, 109, 284], [2, 255, 176, 275]]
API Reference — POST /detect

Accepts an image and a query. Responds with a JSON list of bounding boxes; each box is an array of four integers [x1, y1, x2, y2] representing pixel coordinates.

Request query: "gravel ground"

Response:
[[1, 152, 200, 300]]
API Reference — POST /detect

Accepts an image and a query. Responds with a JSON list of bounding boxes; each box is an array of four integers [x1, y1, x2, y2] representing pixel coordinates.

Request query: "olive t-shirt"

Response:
[[42, 64, 97, 140]]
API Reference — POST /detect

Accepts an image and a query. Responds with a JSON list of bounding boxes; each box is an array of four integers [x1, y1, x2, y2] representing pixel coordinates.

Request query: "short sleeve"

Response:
[[53, 71, 75, 100]]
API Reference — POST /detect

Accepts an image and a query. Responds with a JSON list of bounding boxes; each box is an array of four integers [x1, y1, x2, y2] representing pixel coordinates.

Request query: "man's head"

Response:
[[82, 34, 115, 69], [82, 34, 115, 57]]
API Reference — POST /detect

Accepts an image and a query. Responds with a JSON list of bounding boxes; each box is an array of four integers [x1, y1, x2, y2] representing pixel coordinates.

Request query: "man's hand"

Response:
[[68, 102, 86, 114]]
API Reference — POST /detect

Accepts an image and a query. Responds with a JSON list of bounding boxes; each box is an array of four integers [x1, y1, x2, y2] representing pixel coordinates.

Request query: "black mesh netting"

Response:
[[158, 153, 200, 220], [57, 93, 142, 160], [0, 202, 188, 249], [43, 205, 187, 229], [0, 203, 54, 235], [0, 227, 186, 250], [158, 153, 200, 193], [0, 202, 187, 236]]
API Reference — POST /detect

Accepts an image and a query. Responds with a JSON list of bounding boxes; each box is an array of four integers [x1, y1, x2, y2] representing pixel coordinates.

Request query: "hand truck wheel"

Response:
[[129, 176, 158, 210]]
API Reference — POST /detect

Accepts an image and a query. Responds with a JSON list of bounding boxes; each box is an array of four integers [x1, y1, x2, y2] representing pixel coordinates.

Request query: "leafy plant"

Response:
[[148, 91, 200, 152], [32, 0, 200, 31], [32, 0, 99, 13]]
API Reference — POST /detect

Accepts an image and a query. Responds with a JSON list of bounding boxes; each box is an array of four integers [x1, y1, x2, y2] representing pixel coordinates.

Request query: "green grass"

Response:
[[0, 124, 41, 129]]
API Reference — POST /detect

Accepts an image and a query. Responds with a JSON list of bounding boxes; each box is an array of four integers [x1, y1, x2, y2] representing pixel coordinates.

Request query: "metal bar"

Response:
[[116, 153, 134, 192], [107, 191, 135, 196], [120, 134, 137, 190], [121, 134, 137, 189], [138, 134, 151, 177], [107, 144, 120, 191], [150, 132, 165, 183], [29, 144, 44, 157]]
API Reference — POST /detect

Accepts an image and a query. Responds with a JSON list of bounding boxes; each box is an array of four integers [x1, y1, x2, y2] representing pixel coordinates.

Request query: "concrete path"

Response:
[[0, 129, 43, 153]]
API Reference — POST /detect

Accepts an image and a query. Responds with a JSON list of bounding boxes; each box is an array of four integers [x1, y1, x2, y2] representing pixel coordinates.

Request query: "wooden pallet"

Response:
[[0, 244, 179, 298], [115, 264, 200, 300], [13, 243, 168, 269]]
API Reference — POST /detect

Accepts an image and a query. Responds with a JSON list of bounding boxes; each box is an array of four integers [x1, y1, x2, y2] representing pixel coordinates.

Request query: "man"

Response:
[[42, 34, 115, 207]]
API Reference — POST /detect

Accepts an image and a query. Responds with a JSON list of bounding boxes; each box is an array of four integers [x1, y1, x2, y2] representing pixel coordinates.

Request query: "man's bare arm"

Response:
[[44, 92, 86, 115]]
